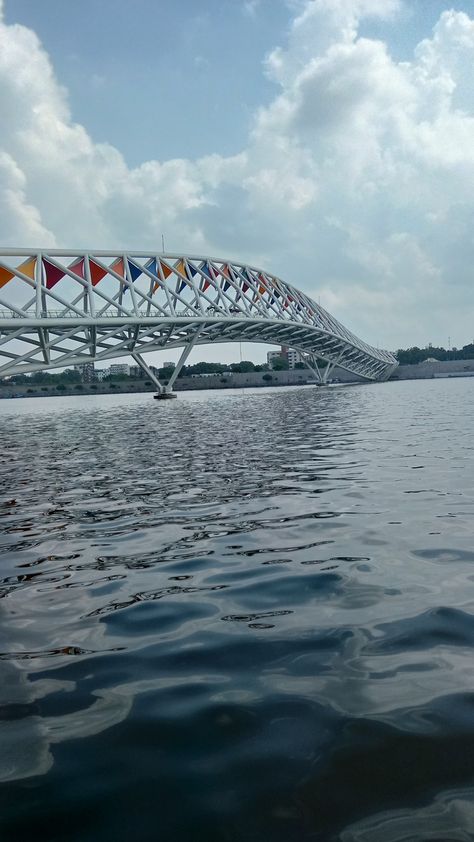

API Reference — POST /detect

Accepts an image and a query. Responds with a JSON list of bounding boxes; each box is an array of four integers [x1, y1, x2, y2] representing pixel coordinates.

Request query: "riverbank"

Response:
[[10, 355, 473, 399], [0, 368, 325, 399], [392, 358, 474, 380], [0, 362, 375, 398]]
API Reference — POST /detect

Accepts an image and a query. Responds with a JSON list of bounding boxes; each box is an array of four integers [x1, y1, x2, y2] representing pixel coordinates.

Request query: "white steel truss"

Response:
[[0, 249, 398, 388]]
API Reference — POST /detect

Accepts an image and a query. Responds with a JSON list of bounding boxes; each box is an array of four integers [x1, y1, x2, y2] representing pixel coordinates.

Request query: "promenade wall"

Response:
[[0, 365, 366, 399], [4, 358, 474, 397], [393, 359, 474, 380]]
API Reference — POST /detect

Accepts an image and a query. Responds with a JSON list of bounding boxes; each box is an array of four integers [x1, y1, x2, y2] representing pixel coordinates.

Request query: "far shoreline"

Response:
[[3, 356, 474, 400]]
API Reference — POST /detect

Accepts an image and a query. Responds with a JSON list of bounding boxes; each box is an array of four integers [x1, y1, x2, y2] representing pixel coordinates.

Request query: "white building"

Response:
[[285, 349, 303, 369], [267, 351, 281, 367], [109, 364, 130, 376], [96, 368, 109, 382], [190, 372, 218, 378], [267, 347, 304, 369], [74, 362, 95, 382]]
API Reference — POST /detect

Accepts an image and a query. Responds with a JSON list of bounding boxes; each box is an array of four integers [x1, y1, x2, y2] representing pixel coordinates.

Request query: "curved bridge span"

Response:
[[0, 250, 397, 390]]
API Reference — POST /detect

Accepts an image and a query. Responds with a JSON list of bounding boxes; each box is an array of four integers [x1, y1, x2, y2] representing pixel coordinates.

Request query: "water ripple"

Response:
[[0, 381, 474, 841]]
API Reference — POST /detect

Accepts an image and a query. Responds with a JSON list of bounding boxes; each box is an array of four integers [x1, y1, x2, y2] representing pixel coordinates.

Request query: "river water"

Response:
[[0, 379, 474, 841]]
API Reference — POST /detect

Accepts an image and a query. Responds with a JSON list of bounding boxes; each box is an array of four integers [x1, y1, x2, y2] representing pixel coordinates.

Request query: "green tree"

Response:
[[29, 372, 49, 384], [396, 346, 448, 365], [187, 361, 227, 375], [271, 357, 289, 371], [230, 361, 255, 373], [59, 369, 81, 383], [158, 366, 175, 380], [461, 343, 474, 359]]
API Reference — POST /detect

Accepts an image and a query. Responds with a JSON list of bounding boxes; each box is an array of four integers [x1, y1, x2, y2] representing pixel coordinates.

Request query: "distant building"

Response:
[[284, 348, 303, 369], [96, 369, 109, 381], [163, 361, 175, 369], [267, 351, 281, 367], [129, 365, 143, 378], [74, 362, 95, 382], [267, 347, 304, 369], [110, 364, 130, 376], [190, 372, 217, 378]]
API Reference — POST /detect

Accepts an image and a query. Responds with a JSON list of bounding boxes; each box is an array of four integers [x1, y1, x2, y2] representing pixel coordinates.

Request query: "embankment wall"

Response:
[[393, 359, 474, 380]]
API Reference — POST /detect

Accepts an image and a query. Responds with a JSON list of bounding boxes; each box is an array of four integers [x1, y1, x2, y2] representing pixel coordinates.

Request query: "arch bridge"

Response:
[[0, 250, 397, 394]]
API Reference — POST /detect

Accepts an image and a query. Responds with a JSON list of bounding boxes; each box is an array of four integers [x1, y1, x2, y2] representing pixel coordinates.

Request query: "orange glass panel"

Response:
[[160, 261, 173, 279], [89, 259, 108, 286], [17, 257, 36, 280], [0, 266, 14, 288], [110, 257, 124, 277]]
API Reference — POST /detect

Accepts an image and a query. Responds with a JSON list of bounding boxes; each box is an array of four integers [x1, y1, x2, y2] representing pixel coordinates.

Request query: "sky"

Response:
[[1, 0, 474, 365]]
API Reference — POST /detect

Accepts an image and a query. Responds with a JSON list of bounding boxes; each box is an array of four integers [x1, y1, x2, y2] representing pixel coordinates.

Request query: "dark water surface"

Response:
[[1, 380, 474, 841]]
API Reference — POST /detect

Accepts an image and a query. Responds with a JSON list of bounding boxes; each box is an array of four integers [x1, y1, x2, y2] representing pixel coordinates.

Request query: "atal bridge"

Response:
[[0, 249, 397, 395]]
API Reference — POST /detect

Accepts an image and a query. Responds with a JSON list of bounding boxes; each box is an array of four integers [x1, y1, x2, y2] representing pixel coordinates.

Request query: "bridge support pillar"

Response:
[[322, 362, 334, 384], [322, 348, 346, 384], [163, 325, 204, 394], [131, 352, 167, 396], [132, 325, 204, 399], [303, 355, 323, 384]]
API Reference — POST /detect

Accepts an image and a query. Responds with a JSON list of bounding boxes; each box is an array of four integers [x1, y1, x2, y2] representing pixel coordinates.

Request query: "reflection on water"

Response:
[[341, 786, 474, 841], [1, 381, 474, 840]]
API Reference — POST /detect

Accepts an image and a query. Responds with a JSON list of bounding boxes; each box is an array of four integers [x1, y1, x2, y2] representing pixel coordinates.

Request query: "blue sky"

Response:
[[4, 0, 292, 165], [4, 0, 464, 164], [1, 0, 474, 364]]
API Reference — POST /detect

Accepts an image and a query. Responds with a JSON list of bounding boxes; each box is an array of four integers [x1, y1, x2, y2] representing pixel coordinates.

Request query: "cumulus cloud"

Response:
[[243, 0, 262, 18], [1, 0, 474, 348]]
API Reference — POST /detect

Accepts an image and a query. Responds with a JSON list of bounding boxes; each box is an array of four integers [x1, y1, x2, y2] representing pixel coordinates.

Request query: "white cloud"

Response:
[[265, 0, 402, 85], [0, 151, 55, 245], [1, 0, 474, 350], [243, 0, 262, 18]]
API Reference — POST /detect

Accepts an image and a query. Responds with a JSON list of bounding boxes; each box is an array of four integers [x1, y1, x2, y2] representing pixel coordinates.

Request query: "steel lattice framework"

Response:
[[0, 249, 397, 390]]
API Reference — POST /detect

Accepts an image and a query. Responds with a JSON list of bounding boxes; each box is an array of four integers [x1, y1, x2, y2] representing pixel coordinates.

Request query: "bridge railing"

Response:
[[0, 309, 254, 320]]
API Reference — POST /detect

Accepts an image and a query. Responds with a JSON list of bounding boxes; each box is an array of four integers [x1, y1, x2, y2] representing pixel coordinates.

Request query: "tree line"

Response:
[[6, 357, 301, 385], [396, 343, 474, 365]]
